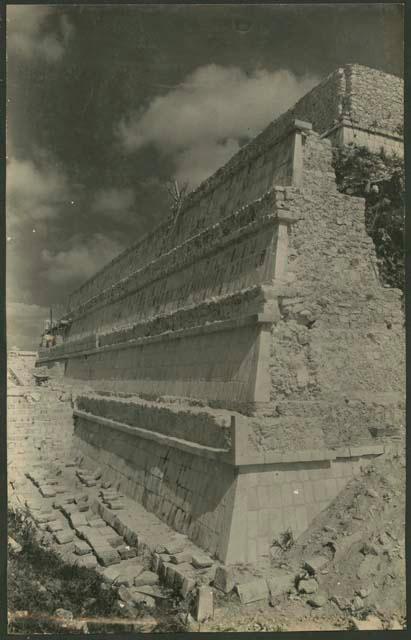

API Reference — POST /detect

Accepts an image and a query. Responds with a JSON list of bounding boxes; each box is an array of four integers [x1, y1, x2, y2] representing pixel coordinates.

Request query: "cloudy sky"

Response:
[[6, 3, 403, 349]]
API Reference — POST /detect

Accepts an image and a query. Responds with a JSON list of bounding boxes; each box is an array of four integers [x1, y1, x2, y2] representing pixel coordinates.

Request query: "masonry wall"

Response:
[[7, 389, 75, 466], [24, 65, 407, 564], [72, 414, 238, 561], [73, 407, 380, 564], [64, 64, 402, 317], [248, 133, 405, 451]]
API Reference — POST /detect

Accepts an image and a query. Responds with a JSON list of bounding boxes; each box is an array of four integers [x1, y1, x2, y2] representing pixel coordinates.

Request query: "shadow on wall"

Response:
[[74, 419, 237, 555]]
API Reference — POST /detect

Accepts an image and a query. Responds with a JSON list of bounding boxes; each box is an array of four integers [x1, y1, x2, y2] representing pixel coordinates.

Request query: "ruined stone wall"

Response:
[[24, 65, 407, 564], [64, 65, 402, 318], [345, 64, 403, 135], [7, 388, 75, 466], [72, 403, 384, 564], [249, 133, 405, 451]]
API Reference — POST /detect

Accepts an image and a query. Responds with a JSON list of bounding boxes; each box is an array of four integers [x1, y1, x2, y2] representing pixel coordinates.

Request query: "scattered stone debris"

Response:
[[195, 586, 214, 622]]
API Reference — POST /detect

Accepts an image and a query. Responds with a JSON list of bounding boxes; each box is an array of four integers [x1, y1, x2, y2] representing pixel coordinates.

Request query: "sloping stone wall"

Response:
[[35, 65, 404, 563], [63, 64, 402, 315]]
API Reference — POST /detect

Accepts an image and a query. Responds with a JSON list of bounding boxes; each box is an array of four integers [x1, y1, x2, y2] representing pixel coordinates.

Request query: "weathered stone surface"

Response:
[[75, 554, 97, 569], [30, 64, 404, 572], [163, 537, 187, 555], [70, 512, 89, 528], [191, 553, 213, 569], [236, 579, 269, 604], [35, 511, 57, 524], [298, 578, 318, 594], [213, 566, 237, 594], [95, 548, 120, 566], [134, 571, 159, 587], [303, 555, 329, 575], [39, 486, 56, 498], [181, 576, 197, 598], [195, 586, 214, 622], [307, 593, 327, 608], [54, 530, 74, 544], [170, 551, 192, 564], [266, 572, 294, 601], [74, 540, 92, 555], [351, 615, 384, 630], [118, 544, 137, 560], [46, 520, 65, 533]]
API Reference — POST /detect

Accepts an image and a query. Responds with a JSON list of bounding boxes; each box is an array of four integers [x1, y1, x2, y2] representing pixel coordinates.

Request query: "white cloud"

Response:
[[7, 6, 74, 62], [118, 64, 319, 186], [174, 138, 241, 187], [91, 187, 135, 220], [6, 155, 69, 232], [41, 233, 124, 286]]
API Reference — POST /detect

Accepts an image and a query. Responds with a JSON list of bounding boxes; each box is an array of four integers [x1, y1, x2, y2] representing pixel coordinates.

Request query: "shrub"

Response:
[[332, 143, 404, 291]]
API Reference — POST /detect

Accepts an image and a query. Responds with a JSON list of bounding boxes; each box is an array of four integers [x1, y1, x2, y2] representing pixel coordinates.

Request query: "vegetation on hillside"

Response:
[[332, 143, 404, 292]]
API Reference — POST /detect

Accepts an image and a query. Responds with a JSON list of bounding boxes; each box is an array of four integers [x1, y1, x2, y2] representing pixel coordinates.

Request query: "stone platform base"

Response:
[[73, 392, 385, 564]]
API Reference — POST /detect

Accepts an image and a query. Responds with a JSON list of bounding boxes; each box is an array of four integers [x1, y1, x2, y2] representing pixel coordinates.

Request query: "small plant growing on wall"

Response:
[[271, 527, 295, 553], [332, 143, 404, 292], [166, 179, 190, 225]]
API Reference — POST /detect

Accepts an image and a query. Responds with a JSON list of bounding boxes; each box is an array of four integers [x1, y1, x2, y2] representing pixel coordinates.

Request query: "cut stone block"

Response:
[[129, 589, 156, 609], [191, 553, 213, 569], [60, 504, 78, 516], [304, 555, 329, 575], [181, 576, 197, 598], [54, 486, 67, 495], [118, 545, 137, 560], [195, 586, 214, 622], [54, 530, 74, 545], [351, 616, 383, 630], [214, 566, 237, 594], [123, 526, 139, 547], [43, 478, 59, 485], [298, 578, 318, 594], [171, 551, 193, 565], [107, 501, 125, 510], [39, 486, 56, 498], [70, 513, 89, 528], [134, 571, 159, 587], [75, 555, 98, 569], [75, 525, 91, 540], [163, 537, 186, 555], [35, 511, 57, 524], [95, 548, 120, 566], [47, 520, 65, 533], [164, 564, 177, 588], [101, 533, 124, 548], [77, 504, 90, 513], [172, 563, 193, 589], [118, 585, 133, 603], [236, 578, 269, 604], [101, 565, 123, 583], [74, 540, 92, 556], [88, 518, 107, 528], [151, 553, 161, 572], [266, 572, 295, 602]]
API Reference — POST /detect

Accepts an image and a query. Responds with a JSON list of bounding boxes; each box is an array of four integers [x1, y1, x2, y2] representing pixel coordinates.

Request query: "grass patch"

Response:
[[7, 507, 185, 633]]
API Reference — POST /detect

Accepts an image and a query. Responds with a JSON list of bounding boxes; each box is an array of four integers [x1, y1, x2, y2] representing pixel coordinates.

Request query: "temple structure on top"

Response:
[[37, 64, 404, 564]]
